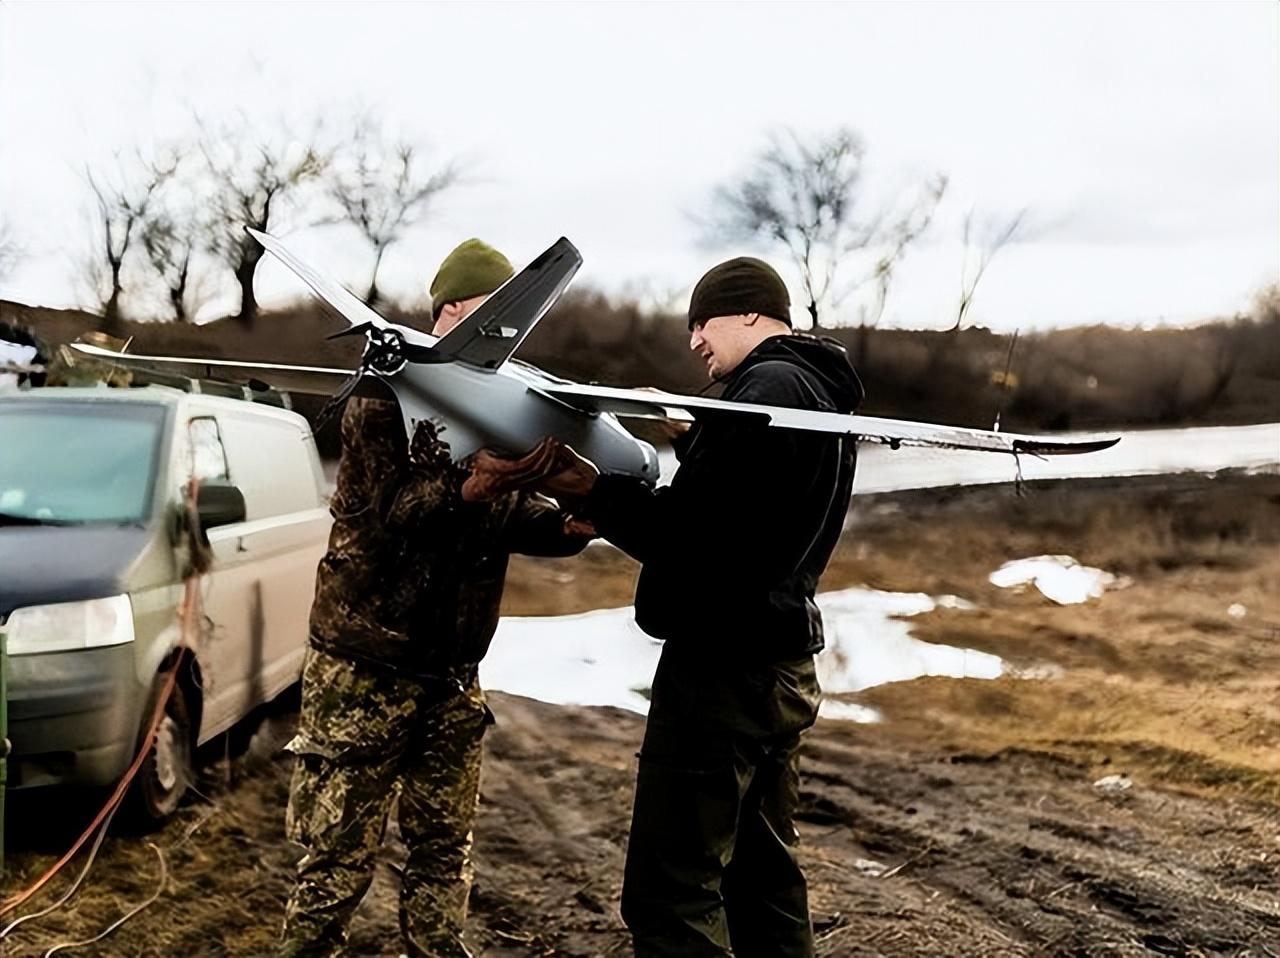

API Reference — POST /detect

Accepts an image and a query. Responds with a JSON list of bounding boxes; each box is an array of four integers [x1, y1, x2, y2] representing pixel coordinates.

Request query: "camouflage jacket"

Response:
[[308, 396, 587, 678]]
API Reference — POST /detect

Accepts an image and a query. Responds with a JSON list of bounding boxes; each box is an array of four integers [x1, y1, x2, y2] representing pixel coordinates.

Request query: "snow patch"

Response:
[[484, 587, 1021, 724], [818, 699, 883, 724], [989, 555, 1129, 605], [482, 606, 662, 714], [816, 588, 1002, 692]]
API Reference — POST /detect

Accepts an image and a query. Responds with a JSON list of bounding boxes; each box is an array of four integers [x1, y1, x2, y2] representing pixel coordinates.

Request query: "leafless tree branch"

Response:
[[82, 151, 176, 330], [198, 114, 329, 326], [706, 128, 945, 330], [953, 207, 1027, 332], [327, 116, 459, 304]]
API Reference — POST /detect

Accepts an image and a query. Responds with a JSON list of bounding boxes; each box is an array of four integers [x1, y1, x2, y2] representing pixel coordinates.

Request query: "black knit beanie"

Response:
[[688, 257, 791, 330]]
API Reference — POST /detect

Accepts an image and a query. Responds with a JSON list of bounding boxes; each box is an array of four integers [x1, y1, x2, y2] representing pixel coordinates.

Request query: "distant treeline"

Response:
[[519, 288, 1280, 434], [3, 285, 1277, 460]]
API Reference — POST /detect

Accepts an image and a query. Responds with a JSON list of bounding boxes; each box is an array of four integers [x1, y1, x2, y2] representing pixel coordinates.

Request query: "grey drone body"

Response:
[[250, 228, 660, 482], [71, 229, 1119, 477], [391, 359, 660, 483]]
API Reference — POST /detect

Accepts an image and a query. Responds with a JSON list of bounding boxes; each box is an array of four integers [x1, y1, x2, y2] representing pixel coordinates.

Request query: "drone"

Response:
[[73, 230, 1118, 482]]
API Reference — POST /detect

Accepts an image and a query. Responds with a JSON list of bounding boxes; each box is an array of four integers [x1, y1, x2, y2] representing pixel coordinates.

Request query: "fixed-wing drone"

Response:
[[73, 231, 1118, 481]]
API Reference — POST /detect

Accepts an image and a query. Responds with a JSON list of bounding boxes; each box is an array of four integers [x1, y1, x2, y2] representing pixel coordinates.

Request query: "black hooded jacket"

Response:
[[583, 334, 864, 662]]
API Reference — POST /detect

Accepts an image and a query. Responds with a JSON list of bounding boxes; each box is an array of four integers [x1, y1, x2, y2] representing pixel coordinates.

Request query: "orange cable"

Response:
[[0, 478, 204, 919], [0, 645, 185, 918]]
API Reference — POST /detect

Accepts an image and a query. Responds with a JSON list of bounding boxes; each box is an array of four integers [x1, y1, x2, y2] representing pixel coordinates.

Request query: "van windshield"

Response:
[[0, 401, 167, 524]]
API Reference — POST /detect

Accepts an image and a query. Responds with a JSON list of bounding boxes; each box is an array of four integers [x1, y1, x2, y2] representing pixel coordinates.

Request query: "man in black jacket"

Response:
[[469, 257, 863, 956]]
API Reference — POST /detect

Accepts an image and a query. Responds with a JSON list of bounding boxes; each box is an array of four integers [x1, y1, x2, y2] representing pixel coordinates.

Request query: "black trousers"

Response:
[[621, 645, 821, 957]]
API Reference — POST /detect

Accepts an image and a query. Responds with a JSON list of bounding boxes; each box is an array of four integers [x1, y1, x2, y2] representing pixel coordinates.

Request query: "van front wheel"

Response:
[[122, 676, 194, 828]]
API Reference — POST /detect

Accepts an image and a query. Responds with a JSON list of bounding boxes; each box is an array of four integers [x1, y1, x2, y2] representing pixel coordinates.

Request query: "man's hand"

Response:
[[461, 437, 560, 502], [563, 515, 597, 538], [535, 441, 600, 500], [461, 437, 601, 503]]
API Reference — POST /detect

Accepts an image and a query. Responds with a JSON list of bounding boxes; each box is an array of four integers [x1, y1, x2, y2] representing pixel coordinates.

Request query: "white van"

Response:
[[1, 385, 331, 822]]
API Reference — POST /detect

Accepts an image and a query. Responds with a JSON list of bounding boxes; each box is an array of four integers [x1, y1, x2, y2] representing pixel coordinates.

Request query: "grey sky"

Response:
[[1, 1, 1276, 331]]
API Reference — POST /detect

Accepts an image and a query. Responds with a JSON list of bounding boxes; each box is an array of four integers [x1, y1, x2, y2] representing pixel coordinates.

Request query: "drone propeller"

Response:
[[312, 326, 412, 429], [326, 322, 379, 342]]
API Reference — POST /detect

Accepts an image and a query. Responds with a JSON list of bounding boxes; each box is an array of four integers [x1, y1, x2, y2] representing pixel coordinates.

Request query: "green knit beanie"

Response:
[[688, 257, 791, 330], [429, 239, 515, 317]]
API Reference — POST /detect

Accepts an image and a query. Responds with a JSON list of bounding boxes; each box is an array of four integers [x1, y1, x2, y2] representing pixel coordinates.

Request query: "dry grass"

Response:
[[508, 471, 1280, 804], [841, 472, 1280, 805]]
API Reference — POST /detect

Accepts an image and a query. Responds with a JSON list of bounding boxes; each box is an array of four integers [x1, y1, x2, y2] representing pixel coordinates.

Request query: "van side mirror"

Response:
[[196, 482, 246, 531]]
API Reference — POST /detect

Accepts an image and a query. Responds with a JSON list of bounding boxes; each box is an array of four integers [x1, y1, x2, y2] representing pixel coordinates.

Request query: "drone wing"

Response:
[[537, 382, 1120, 456], [66, 342, 386, 398], [246, 228, 438, 350]]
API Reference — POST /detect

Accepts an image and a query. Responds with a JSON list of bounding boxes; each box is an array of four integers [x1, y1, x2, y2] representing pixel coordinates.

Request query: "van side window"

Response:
[[218, 413, 324, 519], [188, 417, 230, 482]]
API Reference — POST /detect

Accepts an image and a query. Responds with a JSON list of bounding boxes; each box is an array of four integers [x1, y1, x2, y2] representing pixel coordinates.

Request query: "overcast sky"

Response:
[[1, 1, 1276, 331]]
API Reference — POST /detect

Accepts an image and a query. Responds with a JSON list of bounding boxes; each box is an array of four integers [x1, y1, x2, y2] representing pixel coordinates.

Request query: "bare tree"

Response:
[[84, 153, 175, 329], [860, 175, 949, 328], [0, 216, 24, 283], [328, 118, 458, 304], [852, 175, 948, 365], [140, 207, 203, 323], [200, 120, 327, 326], [707, 128, 946, 329], [952, 207, 1027, 331]]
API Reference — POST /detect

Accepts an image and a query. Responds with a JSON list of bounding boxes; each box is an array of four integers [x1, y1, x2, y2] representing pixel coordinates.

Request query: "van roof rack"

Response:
[[126, 370, 293, 409]]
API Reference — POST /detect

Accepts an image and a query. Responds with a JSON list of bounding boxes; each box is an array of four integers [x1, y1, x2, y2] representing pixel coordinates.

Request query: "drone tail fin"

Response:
[[432, 237, 582, 370]]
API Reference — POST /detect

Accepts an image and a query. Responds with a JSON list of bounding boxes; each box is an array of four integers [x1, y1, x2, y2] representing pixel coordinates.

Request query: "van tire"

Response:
[[122, 675, 194, 829]]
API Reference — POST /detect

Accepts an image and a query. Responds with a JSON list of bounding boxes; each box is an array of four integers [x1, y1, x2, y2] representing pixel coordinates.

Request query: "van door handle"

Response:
[[236, 537, 248, 553]]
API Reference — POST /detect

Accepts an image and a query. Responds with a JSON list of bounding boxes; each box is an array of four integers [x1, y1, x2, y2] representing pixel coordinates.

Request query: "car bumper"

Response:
[[5, 643, 145, 789]]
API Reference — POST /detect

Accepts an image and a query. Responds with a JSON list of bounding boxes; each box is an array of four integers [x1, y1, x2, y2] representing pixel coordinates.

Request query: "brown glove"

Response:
[[563, 516, 597, 538], [461, 437, 561, 502], [534, 440, 601, 501]]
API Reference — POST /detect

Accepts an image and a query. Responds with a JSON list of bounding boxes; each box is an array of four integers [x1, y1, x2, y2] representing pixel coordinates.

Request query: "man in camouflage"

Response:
[[280, 240, 591, 958]]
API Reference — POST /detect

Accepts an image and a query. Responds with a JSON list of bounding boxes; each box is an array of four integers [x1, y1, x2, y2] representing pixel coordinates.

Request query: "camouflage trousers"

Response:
[[280, 647, 491, 958]]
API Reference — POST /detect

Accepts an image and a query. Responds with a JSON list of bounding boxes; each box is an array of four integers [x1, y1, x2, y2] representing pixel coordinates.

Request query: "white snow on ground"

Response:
[[482, 587, 1004, 723], [482, 606, 663, 714], [817, 700, 884, 723], [816, 589, 1000, 693], [989, 555, 1129, 604]]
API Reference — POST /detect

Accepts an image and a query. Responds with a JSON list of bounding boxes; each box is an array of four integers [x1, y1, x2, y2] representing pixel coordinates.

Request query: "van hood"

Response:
[[0, 524, 155, 618]]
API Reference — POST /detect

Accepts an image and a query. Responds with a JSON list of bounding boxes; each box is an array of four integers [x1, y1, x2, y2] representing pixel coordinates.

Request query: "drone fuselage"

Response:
[[387, 358, 661, 484]]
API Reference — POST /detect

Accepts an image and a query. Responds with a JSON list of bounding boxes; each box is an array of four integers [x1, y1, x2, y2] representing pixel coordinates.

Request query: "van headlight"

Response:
[[4, 595, 135, 655]]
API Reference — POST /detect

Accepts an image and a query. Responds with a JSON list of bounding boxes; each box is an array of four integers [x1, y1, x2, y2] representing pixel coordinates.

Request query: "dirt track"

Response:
[[3, 471, 1278, 956]]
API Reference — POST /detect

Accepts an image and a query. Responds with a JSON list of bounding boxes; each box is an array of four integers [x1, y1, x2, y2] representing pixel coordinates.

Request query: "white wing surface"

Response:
[[537, 382, 1120, 456], [246, 228, 437, 349], [67, 342, 383, 398]]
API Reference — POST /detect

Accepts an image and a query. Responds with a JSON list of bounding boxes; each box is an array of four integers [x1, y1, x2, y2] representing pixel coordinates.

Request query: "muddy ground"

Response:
[[3, 470, 1278, 957]]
